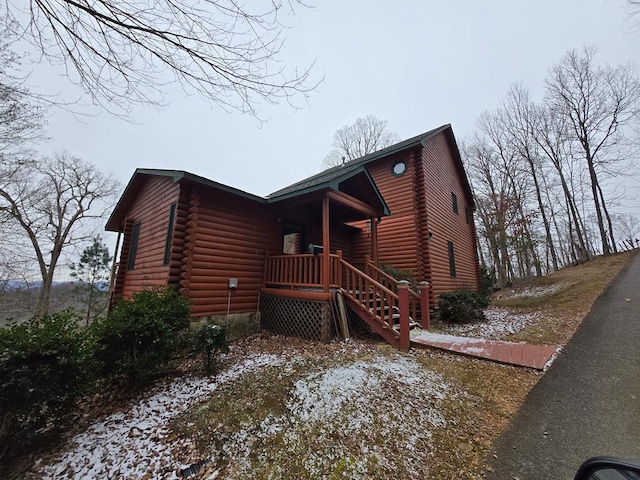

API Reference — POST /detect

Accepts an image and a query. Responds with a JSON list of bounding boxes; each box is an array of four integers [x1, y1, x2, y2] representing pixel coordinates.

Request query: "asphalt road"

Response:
[[486, 251, 640, 480]]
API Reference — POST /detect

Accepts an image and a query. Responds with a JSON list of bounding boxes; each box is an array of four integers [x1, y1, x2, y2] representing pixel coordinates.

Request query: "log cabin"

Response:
[[106, 124, 479, 349]]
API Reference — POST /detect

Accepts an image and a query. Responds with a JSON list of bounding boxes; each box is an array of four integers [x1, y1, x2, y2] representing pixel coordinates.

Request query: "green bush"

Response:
[[0, 311, 88, 459], [192, 323, 229, 374], [378, 264, 417, 289], [438, 290, 489, 324], [92, 287, 190, 383]]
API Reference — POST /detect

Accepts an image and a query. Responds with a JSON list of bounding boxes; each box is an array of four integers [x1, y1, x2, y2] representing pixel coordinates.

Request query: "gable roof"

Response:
[[269, 124, 450, 199], [106, 123, 473, 232], [105, 169, 267, 231], [268, 123, 475, 208], [106, 165, 390, 231]]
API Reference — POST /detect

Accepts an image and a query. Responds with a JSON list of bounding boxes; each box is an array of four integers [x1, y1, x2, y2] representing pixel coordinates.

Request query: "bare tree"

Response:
[[0, 153, 120, 315], [545, 46, 640, 256], [613, 213, 640, 250], [501, 84, 559, 272], [0, 29, 46, 178], [4, 0, 318, 113], [323, 115, 400, 168], [629, 0, 640, 27]]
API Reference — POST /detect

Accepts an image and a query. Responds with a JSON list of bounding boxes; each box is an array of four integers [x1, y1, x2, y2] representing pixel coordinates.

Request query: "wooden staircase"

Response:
[[339, 258, 422, 350], [263, 252, 430, 351]]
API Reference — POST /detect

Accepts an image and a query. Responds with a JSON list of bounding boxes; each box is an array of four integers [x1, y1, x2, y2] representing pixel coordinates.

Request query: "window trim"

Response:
[[390, 161, 408, 177], [447, 240, 457, 278], [163, 203, 177, 266], [127, 222, 141, 270]]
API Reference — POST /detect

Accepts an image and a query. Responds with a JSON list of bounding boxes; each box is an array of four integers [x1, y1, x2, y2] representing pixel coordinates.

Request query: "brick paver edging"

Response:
[[410, 331, 559, 370]]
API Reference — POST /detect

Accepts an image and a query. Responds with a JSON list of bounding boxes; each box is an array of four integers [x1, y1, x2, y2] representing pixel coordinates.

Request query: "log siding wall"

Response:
[[421, 134, 479, 300], [187, 189, 281, 316], [116, 176, 180, 299], [351, 151, 420, 271]]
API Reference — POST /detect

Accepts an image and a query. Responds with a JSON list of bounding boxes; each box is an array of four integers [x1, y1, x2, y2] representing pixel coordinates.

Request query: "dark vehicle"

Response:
[[576, 457, 640, 480]]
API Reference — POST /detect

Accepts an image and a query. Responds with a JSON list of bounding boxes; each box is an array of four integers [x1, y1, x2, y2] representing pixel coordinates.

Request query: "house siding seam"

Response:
[[110, 218, 133, 308], [413, 146, 435, 304], [118, 176, 180, 299], [421, 134, 479, 303], [178, 187, 200, 297], [167, 187, 190, 287]]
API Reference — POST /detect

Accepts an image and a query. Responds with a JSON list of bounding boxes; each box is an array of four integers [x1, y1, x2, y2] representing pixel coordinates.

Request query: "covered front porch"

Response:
[[260, 167, 429, 350]]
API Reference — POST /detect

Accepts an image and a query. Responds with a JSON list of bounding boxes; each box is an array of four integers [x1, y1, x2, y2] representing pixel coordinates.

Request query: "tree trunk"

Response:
[[596, 182, 617, 254], [585, 153, 611, 256]]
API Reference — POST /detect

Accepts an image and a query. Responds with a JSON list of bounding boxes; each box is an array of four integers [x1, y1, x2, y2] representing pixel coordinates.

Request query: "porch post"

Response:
[[418, 281, 430, 330], [370, 217, 379, 265], [322, 195, 330, 292], [398, 280, 410, 351]]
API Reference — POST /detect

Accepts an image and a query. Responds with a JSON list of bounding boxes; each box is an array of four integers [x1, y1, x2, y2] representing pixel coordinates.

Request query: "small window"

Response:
[[451, 192, 458, 215], [447, 241, 456, 278], [465, 206, 471, 224], [391, 161, 407, 177], [127, 222, 141, 270], [163, 204, 177, 266]]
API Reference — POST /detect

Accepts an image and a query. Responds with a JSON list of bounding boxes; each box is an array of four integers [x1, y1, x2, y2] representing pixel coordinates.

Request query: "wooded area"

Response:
[[464, 47, 640, 287]]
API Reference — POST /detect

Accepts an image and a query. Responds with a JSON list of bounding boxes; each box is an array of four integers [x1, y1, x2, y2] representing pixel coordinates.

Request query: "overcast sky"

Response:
[[28, 0, 640, 214]]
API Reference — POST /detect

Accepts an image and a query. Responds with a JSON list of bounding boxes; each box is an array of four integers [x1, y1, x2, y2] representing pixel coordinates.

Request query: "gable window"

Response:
[[391, 161, 407, 177], [127, 222, 141, 270], [447, 240, 457, 278], [465, 206, 471, 224], [163, 204, 177, 266], [451, 192, 458, 215]]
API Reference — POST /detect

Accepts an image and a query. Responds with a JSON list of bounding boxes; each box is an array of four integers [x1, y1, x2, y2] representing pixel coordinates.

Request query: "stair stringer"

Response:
[[343, 295, 400, 348]]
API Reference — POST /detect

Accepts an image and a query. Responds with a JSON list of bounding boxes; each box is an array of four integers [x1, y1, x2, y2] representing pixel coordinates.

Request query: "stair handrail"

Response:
[[364, 258, 420, 324], [339, 258, 399, 334]]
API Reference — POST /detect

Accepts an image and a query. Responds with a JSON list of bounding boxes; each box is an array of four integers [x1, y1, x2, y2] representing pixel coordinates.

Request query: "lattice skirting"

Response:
[[259, 293, 379, 342], [260, 294, 336, 342]]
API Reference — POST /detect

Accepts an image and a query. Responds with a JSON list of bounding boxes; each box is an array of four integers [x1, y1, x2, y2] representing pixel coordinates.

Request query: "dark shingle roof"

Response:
[[106, 123, 472, 232], [268, 124, 451, 200]]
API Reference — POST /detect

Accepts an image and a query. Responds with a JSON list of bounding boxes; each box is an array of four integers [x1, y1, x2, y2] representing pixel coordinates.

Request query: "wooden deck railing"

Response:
[[263, 252, 422, 350], [364, 258, 420, 325], [263, 253, 340, 289], [340, 257, 400, 338]]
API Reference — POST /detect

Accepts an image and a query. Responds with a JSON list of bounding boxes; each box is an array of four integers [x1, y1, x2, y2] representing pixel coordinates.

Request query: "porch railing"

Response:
[[263, 253, 340, 289], [364, 257, 420, 325]]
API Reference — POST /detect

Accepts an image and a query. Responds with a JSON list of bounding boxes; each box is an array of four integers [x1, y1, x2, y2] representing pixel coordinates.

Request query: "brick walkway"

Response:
[[410, 330, 559, 370]]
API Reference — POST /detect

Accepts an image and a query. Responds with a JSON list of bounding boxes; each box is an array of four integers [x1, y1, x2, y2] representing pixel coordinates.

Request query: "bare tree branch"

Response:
[[4, 0, 320, 113]]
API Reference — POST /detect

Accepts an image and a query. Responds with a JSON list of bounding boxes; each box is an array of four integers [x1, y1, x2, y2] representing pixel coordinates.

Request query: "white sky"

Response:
[[27, 0, 640, 214]]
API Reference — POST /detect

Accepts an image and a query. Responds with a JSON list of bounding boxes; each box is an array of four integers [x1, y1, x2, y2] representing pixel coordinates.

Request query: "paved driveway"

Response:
[[486, 251, 640, 479]]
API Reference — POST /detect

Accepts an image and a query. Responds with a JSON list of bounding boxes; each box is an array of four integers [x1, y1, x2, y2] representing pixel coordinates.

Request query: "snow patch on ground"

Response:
[[33, 354, 283, 479], [33, 349, 460, 480], [502, 283, 567, 299], [218, 354, 455, 479], [437, 307, 542, 340]]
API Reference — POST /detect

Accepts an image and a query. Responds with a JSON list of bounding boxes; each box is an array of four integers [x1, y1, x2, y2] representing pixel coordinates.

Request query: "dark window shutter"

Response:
[[127, 222, 141, 270], [163, 204, 177, 266]]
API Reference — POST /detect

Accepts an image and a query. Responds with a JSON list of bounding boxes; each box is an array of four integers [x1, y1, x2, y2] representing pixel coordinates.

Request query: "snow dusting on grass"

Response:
[[32, 354, 283, 479], [173, 352, 460, 479], [31, 346, 462, 480], [436, 307, 542, 340], [501, 282, 567, 299]]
